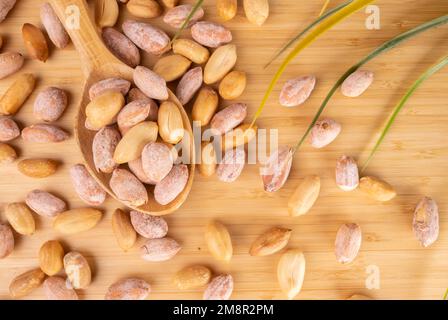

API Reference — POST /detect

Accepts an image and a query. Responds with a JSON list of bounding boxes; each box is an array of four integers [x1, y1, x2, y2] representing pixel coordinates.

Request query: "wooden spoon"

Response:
[[49, 0, 195, 215]]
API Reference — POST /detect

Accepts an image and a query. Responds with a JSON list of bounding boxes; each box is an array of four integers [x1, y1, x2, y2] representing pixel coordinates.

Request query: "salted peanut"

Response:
[[177, 67, 203, 105], [127, 0, 162, 19], [199, 142, 217, 177], [33, 87, 68, 122], [277, 249, 305, 300], [279, 75, 316, 107], [260, 145, 293, 192], [219, 71, 247, 100], [0, 52, 24, 80], [9, 269, 45, 299], [0, 0, 16, 22], [0, 141, 17, 163], [335, 155, 359, 191], [159, 0, 178, 8], [70, 164, 107, 205], [0, 73, 35, 115], [5, 203, 35, 235], [110, 168, 148, 207], [0, 223, 14, 259], [173, 38, 209, 65], [95, 0, 119, 28], [173, 265, 211, 290], [217, 148, 245, 183], [102, 28, 140, 68], [105, 278, 151, 300], [18, 158, 58, 178], [359, 176, 396, 202], [128, 158, 157, 184], [89, 78, 131, 101], [141, 142, 173, 183], [192, 87, 218, 127], [204, 44, 237, 84], [117, 99, 158, 134], [413, 196, 439, 247], [154, 164, 189, 205], [127, 88, 151, 103], [205, 220, 232, 262], [133, 66, 168, 100], [0, 143, 17, 164], [53, 208, 102, 234], [112, 209, 137, 251], [140, 237, 181, 261], [335, 223, 362, 264], [244, 0, 269, 26], [163, 4, 204, 28], [43, 277, 78, 300], [39, 240, 64, 276], [221, 124, 257, 151], [158, 101, 184, 144], [191, 22, 232, 48], [64, 252, 92, 289], [217, 0, 237, 21], [114, 121, 158, 163], [92, 126, 121, 173], [154, 54, 191, 82], [26, 190, 66, 217], [288, 175, 321, 217], [130, 210, 168, 239], [203, 274, 233, 300], [0, 117, 20, 141], [122, 20, 171, 56], [22, 23, 49, 62], [22, 124, 69, 143], [40, 3, 70, 48], [250, 227, 292, 256], [309, 118, 341, 148], [210, 103, 247, 135], [86, 91, 125, 130], [341, 70, 374, 97]]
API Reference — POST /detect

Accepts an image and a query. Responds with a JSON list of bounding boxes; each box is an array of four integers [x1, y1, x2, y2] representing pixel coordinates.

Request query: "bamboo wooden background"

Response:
[[0, 0, 448, 299]]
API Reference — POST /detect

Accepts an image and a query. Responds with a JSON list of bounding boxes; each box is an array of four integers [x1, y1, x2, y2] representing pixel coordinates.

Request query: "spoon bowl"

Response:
[[50, 0, 195, 215]]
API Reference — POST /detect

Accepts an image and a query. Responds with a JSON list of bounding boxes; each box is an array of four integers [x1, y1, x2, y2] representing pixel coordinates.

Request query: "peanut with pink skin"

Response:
[[0, 223, 14, 259], [335, 155, 359, 191], [191, 21, 232, 48], [0, 0, 16, 22], [217, 148, 245, 183], [122, 20, 171, 55], [70, 164, 106, 206], [203, 274, 233, 300], [105, 278, 151, 300], [40, 3, 70, 49], [334, 223, 362, 264], [33, 87, 68, 122], [117, 99, 158, 134], [110, 168, 148, 207], [0, 117, 20, 142], [413, 196, 439, 247], [89, 78, 131, 101], [133, 66, 168, 101], [309, 118, 341, 149], [25, 190, 66, 217], [141, 142, 173, 183], [140, 237, 181, 262], [128, 158, 157, 184], [154, 164, 189, 205], [341, 70, 374, 97], [210, 103, 247, 135], [163, 4, 204, 29], [260, 145, 293, 192], [0, 52, 24, 79], [43, 277, 78, 300], [127, 88, 151, 103], [22, 124, 69, 143], [92, 126, 121, 173], [176, 67, 203, 105], [130, 210, 168, 239], [102, 27, 140, 68], [279, 75, 316, 107]]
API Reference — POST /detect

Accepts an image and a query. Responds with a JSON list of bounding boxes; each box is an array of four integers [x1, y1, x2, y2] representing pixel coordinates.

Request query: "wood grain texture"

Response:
[[0, 0, 448, 300]]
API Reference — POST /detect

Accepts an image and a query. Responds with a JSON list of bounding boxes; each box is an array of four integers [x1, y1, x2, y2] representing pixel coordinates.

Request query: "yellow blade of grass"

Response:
[[250, 0, 376, 129], [319, 0, 331, 16]]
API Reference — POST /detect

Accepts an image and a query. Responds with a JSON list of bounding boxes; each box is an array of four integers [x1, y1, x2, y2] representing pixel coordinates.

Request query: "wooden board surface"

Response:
[[1, 0, 448, 300]]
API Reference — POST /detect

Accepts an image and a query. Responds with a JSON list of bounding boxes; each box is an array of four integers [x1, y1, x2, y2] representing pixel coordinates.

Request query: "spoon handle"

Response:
[[49, 0, 125, 77]]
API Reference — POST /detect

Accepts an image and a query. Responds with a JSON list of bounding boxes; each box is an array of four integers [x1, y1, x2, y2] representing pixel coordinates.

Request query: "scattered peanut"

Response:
[[22, 23, 49, 62], [86, 91, 125, 130], [140, 237, 181, 262], [70, 164, 107, 206], [413, 196, 439, 247], [133, 66, 168, 100], [130, 210, 168, 239], [199, 141, 217, 177], [203, 274, 233, 300], [0, 223, 14, 259], [334, 223, 362, 264], [335, 155, 359, 191], [9, 269, 45, 298], [260, 145, 293, 192], [216, 0, 237, 21], [191, 21, 233, 48], [279, 75, 316, 107], [43, 277, 78, 300], [105, 278, 151, 300], [40, 3, 70, 49], [277, 249, 305, 300], [64, 252, 92, 289], [122, 20, 171, 55], [173, 265, 211, 290], [288, 175, 321, 217], [359, 176, 396, 202], [0, 117, 20, 142], [18, 158, 58, 178], [0, 73, 35, 115], [26, 190, 66, 217], [205, 220, 233, 262], [112, 209, 137, 251], [309, 118, 341, 148], [0, 143, 17, 164], [110, 168, 148, 207], [39, 240, 64, 276], [33, 87, 68, 122], [22, 124, 69, 143], [341, 70, 374, 97], [244, 0, 269, 26], [250, 227, 292, 256], [53, 208, 103, 234], [216, 148, 245, 183]]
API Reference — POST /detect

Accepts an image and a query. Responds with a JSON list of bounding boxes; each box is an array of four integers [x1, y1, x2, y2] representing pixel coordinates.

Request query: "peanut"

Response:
[[335, 155, 359, 191], [309, 118, 341, 149], [102, 28, 141, 68], [39, 240, 64, 276], [244, 0, 269, 26], [110, 168, 148, 207], [341, 70, 374, 97], [413, 196, 439, 247], [70, 164, 107, 206], [163, 4, 204, 29], [159, 0, 178, 8], [216, 0, 237, 21], [277, 250, 305, 300], [192, 87, 219, 127], [22, 124, 69, 143], [0, 143, 17, 164], [359, 176, 396, 202], [204, 44, 237, 84], [112, 209, 137, 251], [154, 164, 189, 205], [158, 101, 184, 144], [221, 123, 257, 151], [0, 223, 14, 259], [217, 148, 245, 183], [92, 126, 121, 173], [43, 277, 78, 300], [250, 227, 292, 256], [219, 71, 247, 100], [172, 38, 209, 65], [127, 88, 152, 103], [0, 0, 16, 23], [140, 237, 181, 261], [9, 269, 45, 298], [18, 158, 58, 178], [141, 141, 174, 183], [22, 23, 49, 62], [210, 103, 247, 135], [130, 210, 168, 239], [63, 252, 92, 289], [0, 117, 20, 141], [26, 190, 66, 217], [260, 145, 293, 192], [203, 274, 233, 300], [122, 20, 171, 55], [0, 73, 35, 115], [153, 54, 191, 82], [5, 202, 35, 235], [117, 99, 159, 134], [33, 87, 68, 122], [173, 265, 211, 290], [133, 66, 168, 100], [288, 175, 321, 217], [279, 75, 316, 107], [40, 3, 70, 49], [113, 121, 158, 164], [105, 278, 151, 300], [127, 0, 162, 19], [0, 52, 24, 80], [334, 223, 362, 264], [95, 0, 119, 28], [199, 141, 217, 177], [89, 78, 131, 101], [191, 21, 232, 48], [177, 67, 203, 105], [205, 220, 233, 262], [128, 157, 157, 184], [86, 91, 125, 130], [53, 208, 103, 234]]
